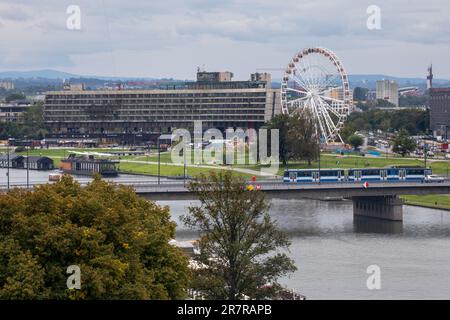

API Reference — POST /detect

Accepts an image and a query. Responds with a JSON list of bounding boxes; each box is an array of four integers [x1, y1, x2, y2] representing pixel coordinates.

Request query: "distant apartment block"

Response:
[[44, 71, 281, 135], [429, 88, 450, 138], [323, 86, 354, 113], [376, 80, 399, 106], [0, 81, 15, 91], [0, 101, 31, 122]]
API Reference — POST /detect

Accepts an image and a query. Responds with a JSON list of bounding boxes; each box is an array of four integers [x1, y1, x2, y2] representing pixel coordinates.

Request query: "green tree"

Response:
[[265, 111, 318, 166], [347, 134, 364, 150], [353, 87, 368, 101], [341, 109, 429, 137], [182, 171, 296, 300], [287, 110, 319, 165], [0, 175, 190, 299], [5, 92, 26, 103], [392, 129, 417, 157], [265, 113, 290, 166], [0, 102, 48, 140]]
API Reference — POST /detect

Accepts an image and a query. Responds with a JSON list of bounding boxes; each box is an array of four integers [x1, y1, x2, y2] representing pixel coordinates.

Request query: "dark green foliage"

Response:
[[265, 111, 319, 166], [392, 129, 417, 157], [182, 171, 296, 300], [353, 87, 368, 101], [5, 92, 26, 103], [341, 109, 429, 140], [0, 175, 190, 299], [348, 134, 364, 150]]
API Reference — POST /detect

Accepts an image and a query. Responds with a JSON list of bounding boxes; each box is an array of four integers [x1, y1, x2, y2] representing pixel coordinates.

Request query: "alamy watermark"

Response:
[[366, 5, 382, 30], [366, 265, 382, 290], [66, 5, 82, 30], [170, 121, 279, 175], [66, 265, 81, 290]]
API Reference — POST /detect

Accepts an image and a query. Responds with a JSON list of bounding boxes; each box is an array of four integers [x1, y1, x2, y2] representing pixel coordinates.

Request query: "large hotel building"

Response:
[[44, 71, 281, 137]]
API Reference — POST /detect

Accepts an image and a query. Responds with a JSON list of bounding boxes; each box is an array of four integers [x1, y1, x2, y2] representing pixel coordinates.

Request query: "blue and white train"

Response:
[[283, 167, 432, 184]]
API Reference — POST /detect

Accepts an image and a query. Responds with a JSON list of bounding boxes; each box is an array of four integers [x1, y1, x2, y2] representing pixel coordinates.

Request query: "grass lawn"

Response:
[[118, 162, 250, 178], [6, 147, 449, 174], [402, 195, 450, 210]]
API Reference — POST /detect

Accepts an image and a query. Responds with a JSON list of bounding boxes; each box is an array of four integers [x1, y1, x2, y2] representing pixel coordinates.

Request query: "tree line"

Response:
[[341, 108, 429, 141], [0, 102, 48, 140]]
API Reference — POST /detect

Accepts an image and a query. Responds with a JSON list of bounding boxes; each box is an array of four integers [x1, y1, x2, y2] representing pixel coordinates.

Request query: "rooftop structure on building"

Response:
[[63, 83, 85, 91]]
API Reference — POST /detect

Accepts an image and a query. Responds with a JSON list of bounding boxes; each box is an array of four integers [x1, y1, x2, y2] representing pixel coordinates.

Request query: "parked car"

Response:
[[424, 175, 445, 183]]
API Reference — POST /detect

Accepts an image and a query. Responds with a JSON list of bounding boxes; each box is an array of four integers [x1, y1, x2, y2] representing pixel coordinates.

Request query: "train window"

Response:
[[320, 170, 339, 177], [387, 169, 397, 175], [406, 169, 425, 175], [297, 171, 312, 177], [363, 169, 380, 176]]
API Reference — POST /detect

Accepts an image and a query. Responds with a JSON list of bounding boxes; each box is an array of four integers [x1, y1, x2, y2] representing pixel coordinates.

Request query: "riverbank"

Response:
[[402, 195, 450, 211]]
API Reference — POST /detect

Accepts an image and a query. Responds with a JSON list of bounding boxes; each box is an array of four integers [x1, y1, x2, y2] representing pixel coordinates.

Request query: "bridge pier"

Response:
[[352, 195, 403, 221]]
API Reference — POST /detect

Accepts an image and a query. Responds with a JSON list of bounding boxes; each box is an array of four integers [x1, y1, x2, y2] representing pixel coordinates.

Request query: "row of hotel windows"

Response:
[[45, 106, 267, 113], [46, 92, 268, 99], [46, 115, 265, 121], [46, 109, 265, 115], [45, 103, 266, 107], [45, 99, 267, 105]]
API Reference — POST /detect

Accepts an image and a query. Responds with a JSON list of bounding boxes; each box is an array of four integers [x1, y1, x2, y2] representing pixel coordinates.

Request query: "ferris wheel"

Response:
[[281, 47, 351, 144]]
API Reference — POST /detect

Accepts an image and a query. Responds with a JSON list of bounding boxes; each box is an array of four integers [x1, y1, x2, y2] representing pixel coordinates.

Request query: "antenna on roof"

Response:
[[427, 64, 433, 90]]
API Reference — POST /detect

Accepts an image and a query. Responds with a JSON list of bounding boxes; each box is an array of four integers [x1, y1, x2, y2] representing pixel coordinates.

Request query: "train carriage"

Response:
[[284, 167, 432, 184], [284, 169, 345, 184]]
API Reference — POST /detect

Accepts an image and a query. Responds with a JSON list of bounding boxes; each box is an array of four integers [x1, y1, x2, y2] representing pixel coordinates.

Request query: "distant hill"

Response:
[[0, 70, 79, 80], [1, 69, 450, 89], [0, 69, 159, 81]]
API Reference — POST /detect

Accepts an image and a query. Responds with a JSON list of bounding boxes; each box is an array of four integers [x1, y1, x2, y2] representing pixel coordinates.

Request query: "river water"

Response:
[[160, 199, 450, 300]]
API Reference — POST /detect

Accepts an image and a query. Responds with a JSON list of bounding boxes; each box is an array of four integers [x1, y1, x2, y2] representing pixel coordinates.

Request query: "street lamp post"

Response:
[[6, 139, 10, 191], [157, 137, 161, 185], [26, 139, 30, 189], [318, 136, 321, 184], [183, 145, 187, 187]]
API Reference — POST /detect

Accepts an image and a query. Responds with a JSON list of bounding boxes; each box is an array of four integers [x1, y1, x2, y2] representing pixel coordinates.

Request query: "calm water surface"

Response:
[[159, 199, 450, 300]]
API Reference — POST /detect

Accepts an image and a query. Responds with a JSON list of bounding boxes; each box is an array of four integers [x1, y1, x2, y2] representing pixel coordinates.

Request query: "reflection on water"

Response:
[[353, 216, 403, 234], [159, 198, 450, 300]]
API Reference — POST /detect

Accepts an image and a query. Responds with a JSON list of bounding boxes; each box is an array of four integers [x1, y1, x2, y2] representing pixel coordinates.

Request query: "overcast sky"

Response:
[[0, 0, 449, 80]]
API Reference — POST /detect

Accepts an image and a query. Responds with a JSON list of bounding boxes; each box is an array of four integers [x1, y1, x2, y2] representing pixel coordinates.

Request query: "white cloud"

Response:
[[0, 0, 449, 78]]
